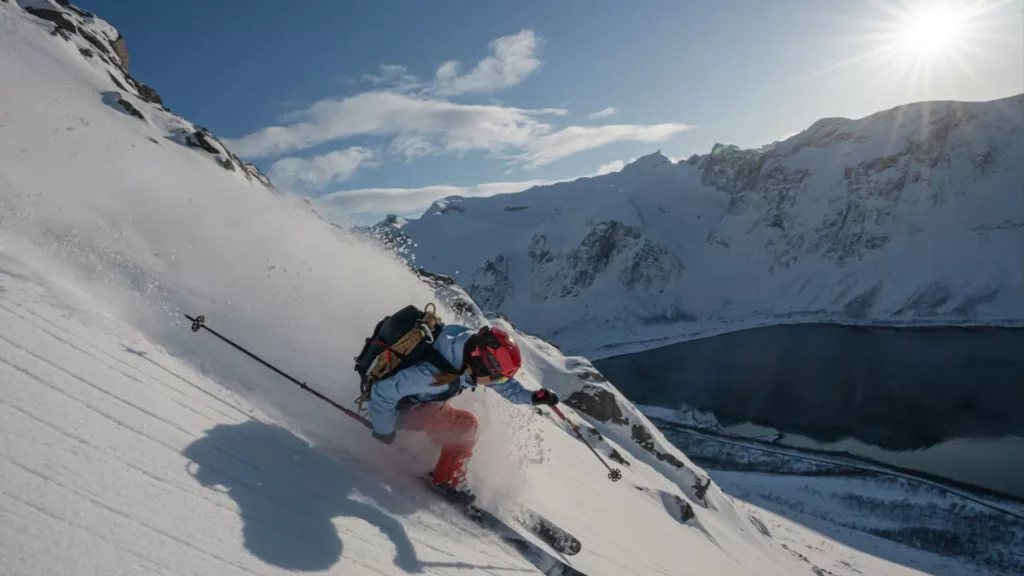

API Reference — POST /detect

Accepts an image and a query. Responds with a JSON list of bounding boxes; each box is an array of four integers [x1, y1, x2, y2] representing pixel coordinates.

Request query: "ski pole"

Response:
[[549, 405, 622, 482], [183, 314, 371, 429]]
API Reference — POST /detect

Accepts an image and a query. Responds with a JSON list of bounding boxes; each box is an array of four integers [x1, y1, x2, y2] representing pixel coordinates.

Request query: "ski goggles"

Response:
[[469, 353, 509, 384], [469, 330, 509, 383]]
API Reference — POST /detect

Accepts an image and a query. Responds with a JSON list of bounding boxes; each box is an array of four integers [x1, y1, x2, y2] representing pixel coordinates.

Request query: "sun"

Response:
[[894, 2, 968, 62], [812, 0, 1013, 107]]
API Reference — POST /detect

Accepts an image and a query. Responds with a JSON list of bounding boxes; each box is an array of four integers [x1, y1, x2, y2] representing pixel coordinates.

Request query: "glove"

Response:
[[372, 429, 397, 445], [531, 389, 559, 406]]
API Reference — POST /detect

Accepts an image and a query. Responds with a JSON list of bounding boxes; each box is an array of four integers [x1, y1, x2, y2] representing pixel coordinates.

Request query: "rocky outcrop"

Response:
[[525, 221, 680, 302], [619, 239, 681, 293], [699, 143, 768, 195], [565, 384, 629, 425], [20, 0, 270, 187], [111, 92, 143, 120], [110, 33, 129, 69], [468, 255, 513, 310]]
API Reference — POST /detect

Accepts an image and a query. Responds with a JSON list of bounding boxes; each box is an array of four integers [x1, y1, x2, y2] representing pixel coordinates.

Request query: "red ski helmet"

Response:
[[468, 326, 521, 382]]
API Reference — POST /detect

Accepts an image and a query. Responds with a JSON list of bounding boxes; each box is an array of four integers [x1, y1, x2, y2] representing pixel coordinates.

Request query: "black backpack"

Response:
[[353, 303, 460, 408]]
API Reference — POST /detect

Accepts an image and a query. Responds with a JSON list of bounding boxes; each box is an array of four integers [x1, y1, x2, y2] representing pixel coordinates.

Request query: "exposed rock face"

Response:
[[525, 221, 681, 300], [110, 33, 129, 69], [114, 93, 143, 119], [565, 384, 628, 425], [468, 255, 513, 310]]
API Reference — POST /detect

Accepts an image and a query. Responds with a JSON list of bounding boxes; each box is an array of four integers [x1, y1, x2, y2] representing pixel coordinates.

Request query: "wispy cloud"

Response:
[[434, 30, 542, 96], [269, 147, 376, 190], [227, 91, 553, 159], [316, 179, 550, 220], [361, 65, 424, 94], [317, 155, 651, 220], [515, 123, 690, 169], [595, 159, 625, 175], [588, 106, 617, 119], [230, 31, 690, 192], [230, 91, 689, 170]]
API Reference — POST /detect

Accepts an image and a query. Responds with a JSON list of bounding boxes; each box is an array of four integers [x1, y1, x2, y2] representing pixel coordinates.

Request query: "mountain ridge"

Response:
[[368, 93, 1024, 358]]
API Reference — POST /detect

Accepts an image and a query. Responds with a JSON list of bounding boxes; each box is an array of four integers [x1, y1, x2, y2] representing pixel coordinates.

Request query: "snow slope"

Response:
[[373, 95, 1024, 358], [0, 2, 968, 574]]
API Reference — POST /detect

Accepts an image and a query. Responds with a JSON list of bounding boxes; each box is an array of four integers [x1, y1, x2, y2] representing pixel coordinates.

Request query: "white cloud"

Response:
[[596, 160, 625, 175], [515, 123, 691, 169], [268, 147, 376, 190], [317, 149, 684, 220], [588, 107, 617, 119], [434, 30, 542, 96], [316, 179, 550, 220], [227, 91, 553, 159], [229, 91, 689, 171], [227, 31, 690, 177], [361, 64, 424, 93]]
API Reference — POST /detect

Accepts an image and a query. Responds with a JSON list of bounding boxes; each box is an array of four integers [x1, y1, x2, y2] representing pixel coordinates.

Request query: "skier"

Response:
[[367, 323, 560, 504]]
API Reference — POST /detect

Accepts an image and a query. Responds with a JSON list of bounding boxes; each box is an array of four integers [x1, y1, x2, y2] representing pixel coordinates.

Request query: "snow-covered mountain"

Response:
[[2, 2, 1020, 574], [6, 0, 272, 187], [376, 95, 1024, 358]]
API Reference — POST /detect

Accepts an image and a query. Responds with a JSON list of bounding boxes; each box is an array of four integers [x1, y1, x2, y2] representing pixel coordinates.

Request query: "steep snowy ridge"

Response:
[[10, 0, 272, 187], [0, 3, 955, 575], [377, 95, 1024, 358]]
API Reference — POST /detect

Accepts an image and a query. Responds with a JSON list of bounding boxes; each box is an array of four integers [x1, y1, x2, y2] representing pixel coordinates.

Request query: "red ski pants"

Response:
[[401, 403, 479, 487]]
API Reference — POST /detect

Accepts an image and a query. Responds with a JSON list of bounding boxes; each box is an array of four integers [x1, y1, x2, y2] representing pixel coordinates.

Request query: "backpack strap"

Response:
[[420, 343, 458, 374]]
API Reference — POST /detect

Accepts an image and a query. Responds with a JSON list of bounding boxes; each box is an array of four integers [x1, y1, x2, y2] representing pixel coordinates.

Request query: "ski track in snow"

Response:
[[0, 270, 544, 576], [0, 245, 942, 576], [0, 258, 763, 576]]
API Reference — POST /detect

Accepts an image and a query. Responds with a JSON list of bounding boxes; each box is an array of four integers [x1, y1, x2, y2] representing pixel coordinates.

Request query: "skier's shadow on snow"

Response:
[[183, 420, 515, 573]]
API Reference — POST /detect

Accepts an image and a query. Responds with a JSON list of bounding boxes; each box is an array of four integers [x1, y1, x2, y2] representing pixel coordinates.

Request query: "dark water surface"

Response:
[[595, 324, 1024, 493]]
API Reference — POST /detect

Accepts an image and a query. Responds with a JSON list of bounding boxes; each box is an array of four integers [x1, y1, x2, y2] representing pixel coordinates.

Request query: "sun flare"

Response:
[[894, 2, 968, 62]]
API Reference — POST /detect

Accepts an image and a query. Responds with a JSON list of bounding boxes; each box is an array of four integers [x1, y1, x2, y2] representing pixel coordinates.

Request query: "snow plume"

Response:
[[0, 2, 563, 497], [0, 3, 424, 454]]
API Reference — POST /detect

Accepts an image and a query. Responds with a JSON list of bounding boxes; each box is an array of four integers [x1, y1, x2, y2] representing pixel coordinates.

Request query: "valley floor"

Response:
[[651, 417, 1024, 576]]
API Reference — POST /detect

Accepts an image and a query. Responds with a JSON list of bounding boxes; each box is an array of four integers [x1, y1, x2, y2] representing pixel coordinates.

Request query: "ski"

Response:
[[506, 507, 583, 556], [421, 479, 586, 575]]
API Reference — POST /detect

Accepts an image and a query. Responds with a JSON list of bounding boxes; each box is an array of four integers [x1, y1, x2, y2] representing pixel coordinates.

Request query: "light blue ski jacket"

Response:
[[368, 324, 534, 435]]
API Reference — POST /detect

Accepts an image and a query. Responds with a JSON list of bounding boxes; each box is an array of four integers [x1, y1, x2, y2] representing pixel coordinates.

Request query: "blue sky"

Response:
[[78, 0, 1024, 222]]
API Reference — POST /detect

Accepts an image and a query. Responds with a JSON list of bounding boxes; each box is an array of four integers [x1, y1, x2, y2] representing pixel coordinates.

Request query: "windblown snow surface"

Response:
[[0, 3, 993, 575]]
